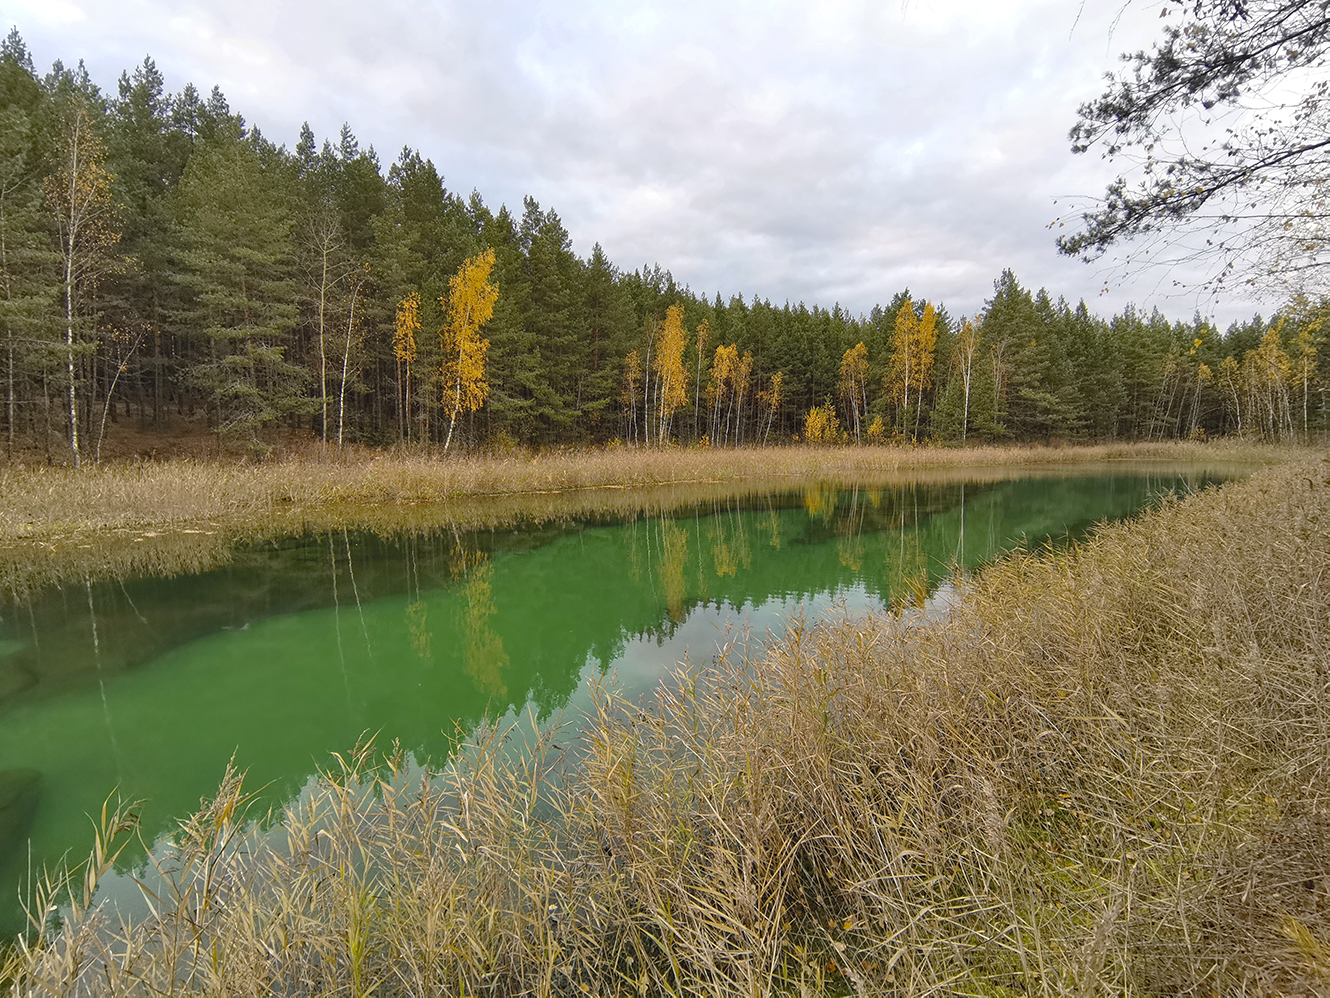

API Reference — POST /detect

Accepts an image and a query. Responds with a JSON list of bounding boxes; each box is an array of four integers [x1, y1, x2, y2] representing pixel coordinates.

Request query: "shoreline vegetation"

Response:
[[8, 451, 1330, 995], [0, 439, 1298, 593]]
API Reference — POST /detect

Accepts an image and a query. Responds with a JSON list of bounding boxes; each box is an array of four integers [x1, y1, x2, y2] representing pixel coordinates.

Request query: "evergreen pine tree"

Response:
[[172, 119, 310, 443]]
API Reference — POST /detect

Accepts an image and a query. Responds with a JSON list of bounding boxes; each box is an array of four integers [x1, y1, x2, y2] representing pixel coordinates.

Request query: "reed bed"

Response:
[[0, 440, 1291, 543], [0, 438, 1286, 595], [8, 455, 1330, 996]]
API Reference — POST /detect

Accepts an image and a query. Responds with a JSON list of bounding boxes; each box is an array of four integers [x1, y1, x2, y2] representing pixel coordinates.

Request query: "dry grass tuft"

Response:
[[8, 454, 1330, 996]]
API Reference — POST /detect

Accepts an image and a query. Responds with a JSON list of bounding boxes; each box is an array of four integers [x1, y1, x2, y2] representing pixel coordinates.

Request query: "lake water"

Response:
[[0, 468, 1233, 929]]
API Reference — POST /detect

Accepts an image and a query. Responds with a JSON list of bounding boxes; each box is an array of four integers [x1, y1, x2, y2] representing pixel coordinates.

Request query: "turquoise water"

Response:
[[0, 470, 1228, 929]]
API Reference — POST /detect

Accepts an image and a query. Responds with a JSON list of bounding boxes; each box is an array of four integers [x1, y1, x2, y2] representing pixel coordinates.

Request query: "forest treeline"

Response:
[[1, 32, 1326, 465]]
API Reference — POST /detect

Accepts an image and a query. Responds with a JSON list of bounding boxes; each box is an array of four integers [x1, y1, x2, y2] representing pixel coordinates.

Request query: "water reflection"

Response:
[[0, 470, 1229, 930]]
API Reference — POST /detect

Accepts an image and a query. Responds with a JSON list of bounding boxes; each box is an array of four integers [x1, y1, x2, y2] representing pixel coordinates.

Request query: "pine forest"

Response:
[[1, 32, 1326, 465]]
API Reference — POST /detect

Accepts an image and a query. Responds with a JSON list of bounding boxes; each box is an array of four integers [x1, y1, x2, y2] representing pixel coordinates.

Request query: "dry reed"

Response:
[[0, 440, 1292, 594], [0, 440, 1292, 541], [7, 454, 1330, 996]]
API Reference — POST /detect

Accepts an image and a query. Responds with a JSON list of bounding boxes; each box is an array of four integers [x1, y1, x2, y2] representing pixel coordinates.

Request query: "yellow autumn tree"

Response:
[[888, 301, 919, 435], [838, 342, 870, 441], [707, 342, 738, 445], [803, 403, 840, 444], [693, 318, 710, 442], [653, 303, 688, 443], [732, 349, 754, 445], [886, 298, 937, 441], [393, 291, 420, 441], [440, 248, 499, 452], [1241, 323, 1293, 440], [1285, 296, 1326, 438]]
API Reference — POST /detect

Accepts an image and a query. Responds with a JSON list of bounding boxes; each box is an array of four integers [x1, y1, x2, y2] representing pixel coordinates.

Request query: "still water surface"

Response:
[[0, 469, 1231, 927]]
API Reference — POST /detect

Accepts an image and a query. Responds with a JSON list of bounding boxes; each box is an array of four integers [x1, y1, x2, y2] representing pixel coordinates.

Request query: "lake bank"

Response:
[[10, 453, 1328, 995], [0, 439, 1297, 594]]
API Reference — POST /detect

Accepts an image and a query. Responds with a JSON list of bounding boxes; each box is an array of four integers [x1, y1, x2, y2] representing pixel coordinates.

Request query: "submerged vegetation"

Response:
[[8, 455, 1329, 995]]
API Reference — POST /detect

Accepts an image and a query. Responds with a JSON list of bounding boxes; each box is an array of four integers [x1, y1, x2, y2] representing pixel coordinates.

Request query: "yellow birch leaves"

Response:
[[838, 341, 869, 440], [394, 250, 499, 451], [887, 297, 937, 440], [393, 291, 420, 366], [803, 404, 840, 443], [653, 303, 689, 440], [442, 248, 499, 418]]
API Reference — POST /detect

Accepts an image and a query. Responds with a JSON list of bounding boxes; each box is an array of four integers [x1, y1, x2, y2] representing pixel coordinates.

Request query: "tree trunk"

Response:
[[642, 337, 653, 447], [395, 358, 404, 443], [338, 284, 360, 453], [65, 248, 80, 469], [6, 330, 13, 460], [318, 253, 328, 451], [961, 360, 972, 445]]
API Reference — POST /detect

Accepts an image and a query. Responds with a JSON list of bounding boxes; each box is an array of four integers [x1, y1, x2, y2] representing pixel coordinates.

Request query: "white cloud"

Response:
[[9, 0, 1275, 326]]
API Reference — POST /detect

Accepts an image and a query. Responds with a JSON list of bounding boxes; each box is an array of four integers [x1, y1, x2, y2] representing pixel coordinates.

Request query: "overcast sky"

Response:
[[4, 0, 1279, 326]]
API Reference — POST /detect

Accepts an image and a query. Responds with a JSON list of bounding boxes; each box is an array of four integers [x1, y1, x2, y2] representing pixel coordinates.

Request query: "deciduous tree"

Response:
[[955, 319, 980, 444], [838, 341, 869, 441], [693, 316, 709, 442], [440, 247, 498, 451], [1060, 0, 1330, 293], [759, 369, 783, 445], [45, 87, 119, 466], [651, 302, 687, 444], [886, 298, 936, 441], [393, 291, 420, 441]]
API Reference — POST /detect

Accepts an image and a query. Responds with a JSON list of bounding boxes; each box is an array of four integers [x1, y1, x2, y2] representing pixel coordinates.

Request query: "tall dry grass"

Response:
[[8, 455, 1330, 996], [0, 439, 1292, 542], [1, 438, 1288, 595]]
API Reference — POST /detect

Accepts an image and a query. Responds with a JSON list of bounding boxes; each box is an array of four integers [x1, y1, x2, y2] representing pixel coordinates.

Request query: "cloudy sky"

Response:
[[5, 0, 1277, 325]]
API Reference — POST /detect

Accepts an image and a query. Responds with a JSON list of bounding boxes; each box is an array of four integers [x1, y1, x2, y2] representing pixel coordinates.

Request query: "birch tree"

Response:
[[622, 349, 641, 444], [693, 317, 709, 442], [393, 291, 420, 442], [838, 341, 869, 442], [440, 248, 498, 452], [652, 302, 687, 444], [759, 369, 783, 445], [303, 200, 352, 449], [955, 318, 980, 444], [887, 299, 936, 441], [708, 343, 737, 445], [44, 90, 119, 467], [336, 266, 368, 452]]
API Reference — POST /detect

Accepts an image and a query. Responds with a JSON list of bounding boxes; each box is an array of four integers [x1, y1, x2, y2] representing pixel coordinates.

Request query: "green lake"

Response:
[[0, 468, 1234, 930]]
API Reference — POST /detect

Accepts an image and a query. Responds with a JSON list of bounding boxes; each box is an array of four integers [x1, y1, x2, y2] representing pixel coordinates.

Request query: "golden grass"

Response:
[[9, 453, 1330, 996], [0, 439, 1295, 595], [0, 439, 1291, 536]]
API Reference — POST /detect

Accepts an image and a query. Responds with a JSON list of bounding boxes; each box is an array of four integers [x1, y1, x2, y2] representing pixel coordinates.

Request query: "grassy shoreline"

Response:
[[0, 439, 1295, 541], [9, 452, 1330, 995], [0, 439, 1293, 595]]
